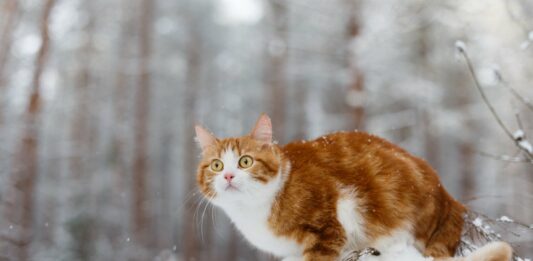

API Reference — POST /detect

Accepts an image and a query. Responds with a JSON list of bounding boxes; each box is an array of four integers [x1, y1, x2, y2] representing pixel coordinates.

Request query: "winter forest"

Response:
[[0, 0, 532, 260]]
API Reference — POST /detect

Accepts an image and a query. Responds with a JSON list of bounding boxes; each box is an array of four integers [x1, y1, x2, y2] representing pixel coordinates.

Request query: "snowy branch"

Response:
[[456, 41, 533, 162]]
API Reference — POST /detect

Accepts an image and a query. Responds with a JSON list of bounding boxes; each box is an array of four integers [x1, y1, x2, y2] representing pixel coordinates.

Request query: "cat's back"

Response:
[[281, 130, 444, 195], [281, 131, 413, 171]]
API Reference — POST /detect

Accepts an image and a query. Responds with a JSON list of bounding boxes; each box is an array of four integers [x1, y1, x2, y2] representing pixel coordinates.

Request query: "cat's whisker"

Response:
[[177, 190, 201, 215], [210, 202, 217, 232], [193, 196, 208, 235], [200, 195, 212, 243]]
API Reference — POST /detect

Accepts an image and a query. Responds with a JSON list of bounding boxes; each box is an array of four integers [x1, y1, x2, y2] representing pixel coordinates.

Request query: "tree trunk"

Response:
[[65, 3, 97, 259], [181, 25, 203, 261], [344, 0, 365, 130], [131, 0, 155, 248], [265, 0, 289, 140], [0, 0, 19, 89], [1, 0, 55, 260], [110, 0, 133, 248]]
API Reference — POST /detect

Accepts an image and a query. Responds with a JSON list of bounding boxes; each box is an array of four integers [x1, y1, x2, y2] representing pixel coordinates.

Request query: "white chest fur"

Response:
[[224, 204, 302, 258]]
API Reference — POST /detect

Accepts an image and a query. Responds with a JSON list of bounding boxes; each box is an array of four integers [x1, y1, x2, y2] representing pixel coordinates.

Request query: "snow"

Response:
[[473, 217, 483, 227], [518, 140, 533, 153], [215, 0, 263, 25], [17, 34, 42, 56], [360, 244, 431, 261], [455, 40, 466, 53], [513, 130, 525, 140], [498, 216, 514, 223], [512, 130, 532, 153]]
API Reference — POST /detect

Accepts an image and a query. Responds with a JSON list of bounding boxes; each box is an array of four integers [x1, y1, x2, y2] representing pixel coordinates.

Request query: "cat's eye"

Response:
[[210, 159, 224, 172], [238, 155, 254, 169]]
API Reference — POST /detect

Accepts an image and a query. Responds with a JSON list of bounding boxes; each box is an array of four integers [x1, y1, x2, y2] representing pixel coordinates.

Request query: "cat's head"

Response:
[[194, 114, 286, 207]]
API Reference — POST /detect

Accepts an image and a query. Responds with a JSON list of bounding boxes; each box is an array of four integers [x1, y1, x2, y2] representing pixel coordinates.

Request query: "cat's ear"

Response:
[[195, 125, 217, 151], [250, 114, 272, 144]]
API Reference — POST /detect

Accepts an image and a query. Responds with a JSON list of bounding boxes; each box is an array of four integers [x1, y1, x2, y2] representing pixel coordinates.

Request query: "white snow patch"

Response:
[[513, 130, 525, 140], [473, 217, 483, 227], [512, 130, 532, 153], [455, 40, 466, 53], [498, 216, 514, 223], [518, 140, 533, 153]]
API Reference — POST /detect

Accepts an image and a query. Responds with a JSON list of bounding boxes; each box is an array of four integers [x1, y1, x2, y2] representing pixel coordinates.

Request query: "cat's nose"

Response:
[[224, 173, 235, 182]]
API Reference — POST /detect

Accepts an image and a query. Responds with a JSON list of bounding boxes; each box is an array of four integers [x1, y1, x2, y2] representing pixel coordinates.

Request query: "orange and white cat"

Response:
[[194, 114, 512, 261]]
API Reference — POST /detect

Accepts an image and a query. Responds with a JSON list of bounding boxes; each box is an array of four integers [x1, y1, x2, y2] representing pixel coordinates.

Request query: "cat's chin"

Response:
[[224, 184, 241, 192]]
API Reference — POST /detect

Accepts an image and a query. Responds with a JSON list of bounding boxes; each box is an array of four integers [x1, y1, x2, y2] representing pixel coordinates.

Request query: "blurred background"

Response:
[[0, 0, 532, 260]]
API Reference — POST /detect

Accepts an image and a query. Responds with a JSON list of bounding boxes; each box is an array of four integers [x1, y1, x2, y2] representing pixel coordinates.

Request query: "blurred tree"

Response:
[[1, 0, 56, 260], [344, 0, 365, 130], [265, 0, 289, 140], [132, 0, 155, 250], [0, 0, 19, 125], [65, 1, 98, 259], [181, 2, 204, 259]]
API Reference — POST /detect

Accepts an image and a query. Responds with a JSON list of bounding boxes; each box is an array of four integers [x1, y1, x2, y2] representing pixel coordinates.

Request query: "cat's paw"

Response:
[[282, 257, 304, 261]]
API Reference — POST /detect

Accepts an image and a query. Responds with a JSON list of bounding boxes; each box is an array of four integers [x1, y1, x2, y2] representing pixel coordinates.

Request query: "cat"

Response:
[[194, 114, 512, 261]]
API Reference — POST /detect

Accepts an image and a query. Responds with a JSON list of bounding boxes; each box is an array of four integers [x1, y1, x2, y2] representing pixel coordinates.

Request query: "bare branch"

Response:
[[492, 69, 533, 112], [456, 42, 533, 161], [504, 80, 533, 112], [474, 149, 532, 164], [504, 0, 531, 35]]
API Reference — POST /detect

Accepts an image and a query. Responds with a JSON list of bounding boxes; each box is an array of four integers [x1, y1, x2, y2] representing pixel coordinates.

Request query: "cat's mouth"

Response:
[[224, 183, 240, 192]]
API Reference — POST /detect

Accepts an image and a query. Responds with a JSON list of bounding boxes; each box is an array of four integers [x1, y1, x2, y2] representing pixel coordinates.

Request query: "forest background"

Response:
[[0, 0, 532, 260]]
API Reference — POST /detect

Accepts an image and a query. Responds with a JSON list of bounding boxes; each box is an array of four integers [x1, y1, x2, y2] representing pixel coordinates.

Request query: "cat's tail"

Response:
[[466, 242, 513, 261], [436, 242, 513, 261]]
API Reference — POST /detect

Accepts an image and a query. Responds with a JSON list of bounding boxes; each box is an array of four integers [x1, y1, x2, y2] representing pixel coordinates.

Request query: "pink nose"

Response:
[[224, 173, 235, 182]]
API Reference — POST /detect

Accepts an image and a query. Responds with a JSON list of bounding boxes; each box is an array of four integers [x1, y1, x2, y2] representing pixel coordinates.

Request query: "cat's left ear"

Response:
[[195, 125, 218, 151], [250, 113, 272, 144]]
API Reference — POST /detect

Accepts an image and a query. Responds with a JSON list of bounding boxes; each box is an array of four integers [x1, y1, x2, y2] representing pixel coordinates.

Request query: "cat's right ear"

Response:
[[250, 113, 272, 144], [195, 125, 217, 151]]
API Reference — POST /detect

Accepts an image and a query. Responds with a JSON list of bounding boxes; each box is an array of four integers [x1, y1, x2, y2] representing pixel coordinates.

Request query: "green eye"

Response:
[[210, 159, 224, 172], [238, 155, 254, 168]]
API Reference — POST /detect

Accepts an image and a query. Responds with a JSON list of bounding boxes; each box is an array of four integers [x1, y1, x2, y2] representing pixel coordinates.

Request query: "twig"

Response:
[[456, 42, 533, 161], [507, 82, 533, 111], [504, 0, 530, 35], [494, 70, 533, 112], [515, 113, 525, 134], [474, 149, 532, 164], [342, 247, 381, 261]]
